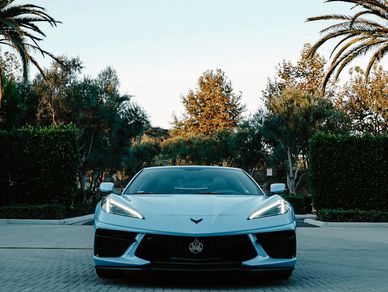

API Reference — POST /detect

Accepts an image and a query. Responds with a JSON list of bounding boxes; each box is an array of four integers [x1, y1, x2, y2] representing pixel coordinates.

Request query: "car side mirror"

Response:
[[99, 182, 114, 196], [270, 183, 286, 195]]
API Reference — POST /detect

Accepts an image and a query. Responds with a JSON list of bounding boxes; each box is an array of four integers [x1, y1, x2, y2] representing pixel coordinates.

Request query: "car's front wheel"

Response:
[[95, 268, 122, 279]]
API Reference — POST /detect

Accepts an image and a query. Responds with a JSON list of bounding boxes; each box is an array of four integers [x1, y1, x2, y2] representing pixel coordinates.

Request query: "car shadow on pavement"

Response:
[[98, 271, 292, 289]]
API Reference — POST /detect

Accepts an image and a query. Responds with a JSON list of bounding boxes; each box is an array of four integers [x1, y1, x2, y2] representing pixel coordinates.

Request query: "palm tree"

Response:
[[306, 0, 388, 91], [0, 0, 60, 108]]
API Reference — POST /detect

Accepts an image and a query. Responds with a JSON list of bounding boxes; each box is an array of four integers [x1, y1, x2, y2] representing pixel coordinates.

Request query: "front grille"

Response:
[[255, 230, 296, 259], [94, 228, 137, 257], [135, 234, 256, 263]]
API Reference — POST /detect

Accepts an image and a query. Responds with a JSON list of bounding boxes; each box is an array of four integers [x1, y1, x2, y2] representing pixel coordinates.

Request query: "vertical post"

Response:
[[266, 168, 273, 195]]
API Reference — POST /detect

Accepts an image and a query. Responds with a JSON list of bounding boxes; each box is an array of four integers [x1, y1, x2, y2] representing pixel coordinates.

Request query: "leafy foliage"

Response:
[[0, 0, 61, 107], [283, 194, 312, 214], [260, 44, 351, 194], [0, 204, 96, 219], [124, 141, 161, 178], [32, 58, 150, 201], [263, 44, 331, 100], [309, 133, 388, 211], [172, 69, 245, 136], [337, 66, 388, 134], [261, 87, 350, 194], [307, 0, 388, 90], [0, 125, 79, 206], [317, 209, 388, 222], [122, 126, 266, 178]]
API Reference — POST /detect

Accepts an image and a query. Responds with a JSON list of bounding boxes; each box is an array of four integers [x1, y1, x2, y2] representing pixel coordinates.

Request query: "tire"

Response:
[[265, 269, 293, 280], [95, 268, 122, 279]]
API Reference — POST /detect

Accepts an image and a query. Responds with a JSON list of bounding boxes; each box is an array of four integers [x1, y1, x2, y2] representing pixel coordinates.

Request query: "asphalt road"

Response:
[[0, 224, 387, 291]]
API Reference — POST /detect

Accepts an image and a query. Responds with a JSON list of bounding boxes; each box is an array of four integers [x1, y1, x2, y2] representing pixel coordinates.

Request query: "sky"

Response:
[[19, 0, 359, 128]]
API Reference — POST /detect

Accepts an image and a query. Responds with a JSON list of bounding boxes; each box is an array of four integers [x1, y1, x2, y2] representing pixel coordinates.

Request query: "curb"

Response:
[[295, 214, 316, 220], [0, 214, 94, 225], [305, 218, 388, 227]]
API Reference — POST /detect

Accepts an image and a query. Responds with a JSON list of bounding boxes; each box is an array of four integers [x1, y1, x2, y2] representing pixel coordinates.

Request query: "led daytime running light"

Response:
[[248, 199, 287, 220], [103, 197, 144, 219]]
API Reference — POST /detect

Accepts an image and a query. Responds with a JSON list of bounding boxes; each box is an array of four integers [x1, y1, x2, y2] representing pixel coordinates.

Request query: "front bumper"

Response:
[[93, 220, 297, 272]]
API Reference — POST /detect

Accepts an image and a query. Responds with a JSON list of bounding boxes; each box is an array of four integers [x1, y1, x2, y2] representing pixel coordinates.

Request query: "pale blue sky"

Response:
[[23, 0, 354, 128]]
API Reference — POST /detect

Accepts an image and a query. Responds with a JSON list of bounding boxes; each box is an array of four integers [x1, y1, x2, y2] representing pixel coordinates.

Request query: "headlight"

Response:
[[101, 195, 144, 219], [248, 199, 289, 220]]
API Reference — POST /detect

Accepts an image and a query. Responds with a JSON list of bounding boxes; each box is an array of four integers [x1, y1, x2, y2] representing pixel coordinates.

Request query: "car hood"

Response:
[[123, 194, 265, 216], [96, 194, 295, 235]]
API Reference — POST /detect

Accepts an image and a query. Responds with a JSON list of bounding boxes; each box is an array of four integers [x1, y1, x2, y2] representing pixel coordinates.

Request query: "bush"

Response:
[[309, 133, 388, 211], [0, 125, 79, 206], [317, 209, 388, 222], [283, 194, 312, 214], [0, 204, 96, 219]]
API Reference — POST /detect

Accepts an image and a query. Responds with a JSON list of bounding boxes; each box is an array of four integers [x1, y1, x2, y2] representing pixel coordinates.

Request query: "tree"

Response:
[[0, 51, 35, 129], [0, 1, 60, 108], [306, 0, 388, 91], [337, 66, 388, 134], [261, 87, 350, 194], [35, 57, 83, 126], [227, 122, 266, 175], [172, 69, 245, 136], [263, 44, 330, 102], [34, 58, 149, 202]]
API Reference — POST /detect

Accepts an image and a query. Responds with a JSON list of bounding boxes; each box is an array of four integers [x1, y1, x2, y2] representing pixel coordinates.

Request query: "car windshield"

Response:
[[124, 167, 264, 195]]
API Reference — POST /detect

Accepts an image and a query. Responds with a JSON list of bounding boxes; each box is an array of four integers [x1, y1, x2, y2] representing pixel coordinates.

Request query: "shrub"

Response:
[[317, 209, 388, 222], [283, 194, 312, 214], [0, 125, 79, 206], [309, 133, 388, 211], [0, 204, 96, 219]]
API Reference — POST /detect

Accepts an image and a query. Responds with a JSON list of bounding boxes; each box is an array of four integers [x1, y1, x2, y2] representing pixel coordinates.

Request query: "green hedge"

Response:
[[0, 125, 79, 206], [309, 134, 388, 211], [283, 194, 312, 214], [317, 209, 388, 222], [0, 204, 95, 219]]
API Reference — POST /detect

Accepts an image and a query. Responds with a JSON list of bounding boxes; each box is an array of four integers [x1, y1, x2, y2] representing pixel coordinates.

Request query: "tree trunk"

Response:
[[286, 147, 296, 194], [0, 66, 3, 109], [78, 170, 86, 204]]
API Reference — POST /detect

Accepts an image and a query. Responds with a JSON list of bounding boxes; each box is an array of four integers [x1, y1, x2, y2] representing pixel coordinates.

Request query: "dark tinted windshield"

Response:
[[124, 167, 264, 195]]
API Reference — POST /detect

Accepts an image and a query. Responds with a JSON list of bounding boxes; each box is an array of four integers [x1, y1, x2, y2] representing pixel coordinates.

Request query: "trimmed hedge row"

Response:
[[317, 209, 388, 222], [309, 134, 388, 211], [0, 125, 79, 205], [0, 204, 96, 219], [283, 194, 312, 214]]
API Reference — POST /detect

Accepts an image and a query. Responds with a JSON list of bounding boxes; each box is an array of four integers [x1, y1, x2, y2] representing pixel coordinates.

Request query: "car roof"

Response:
[[143, 165, 243, 171]]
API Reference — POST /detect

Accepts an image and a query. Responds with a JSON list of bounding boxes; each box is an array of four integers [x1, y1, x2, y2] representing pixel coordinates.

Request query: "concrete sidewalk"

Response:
[[0, 214, 94, 226]]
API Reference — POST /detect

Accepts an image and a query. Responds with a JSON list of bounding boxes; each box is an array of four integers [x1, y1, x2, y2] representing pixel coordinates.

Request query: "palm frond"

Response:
[[365, 43, 388, 77], [307, 14, 353, 23], [323, 39, 387, 88], [329, 34, 357, 58], [326, 0, 388, 15], [308, 0, 388, 91], [0, 0, 61, 83], [350, 10, 387, 26]]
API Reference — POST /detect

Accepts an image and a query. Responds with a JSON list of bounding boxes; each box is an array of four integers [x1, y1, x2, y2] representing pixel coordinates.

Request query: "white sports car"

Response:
[[93, 166, 296, 279]]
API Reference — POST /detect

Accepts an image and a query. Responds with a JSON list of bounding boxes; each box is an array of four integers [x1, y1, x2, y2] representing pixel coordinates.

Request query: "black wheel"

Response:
[[95, 268, 122, 279], [265, 269, 293, 280]]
